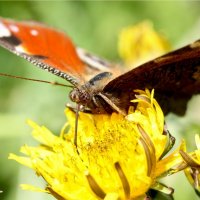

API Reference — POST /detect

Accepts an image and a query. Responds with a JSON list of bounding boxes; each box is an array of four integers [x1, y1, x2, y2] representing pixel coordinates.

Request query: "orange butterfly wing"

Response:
[[0, 18, 86, 84]]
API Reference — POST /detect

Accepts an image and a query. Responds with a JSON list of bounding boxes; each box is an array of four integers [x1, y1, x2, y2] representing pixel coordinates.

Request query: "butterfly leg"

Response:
[[74, 104, 81, 148], [65, 103, 92, 114], [65, 103, 80, 147], [97, 93, 126, 115], [65, 103, 76, 112]]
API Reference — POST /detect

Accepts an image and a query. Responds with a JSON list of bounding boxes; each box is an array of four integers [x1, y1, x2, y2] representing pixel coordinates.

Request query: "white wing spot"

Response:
[[15, 45, 27, 53], [30, 29, 38, 36], [9, 24, 19, 33], [0, 22, 11, 37]]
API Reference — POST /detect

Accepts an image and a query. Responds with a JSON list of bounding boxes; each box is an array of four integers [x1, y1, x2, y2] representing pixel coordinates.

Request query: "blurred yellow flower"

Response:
[[9, 90, 189, 200], [118, 21, 171, 67]]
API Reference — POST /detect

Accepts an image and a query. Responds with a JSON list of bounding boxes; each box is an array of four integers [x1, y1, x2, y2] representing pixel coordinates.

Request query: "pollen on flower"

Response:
[[9, 89, 193, 200]]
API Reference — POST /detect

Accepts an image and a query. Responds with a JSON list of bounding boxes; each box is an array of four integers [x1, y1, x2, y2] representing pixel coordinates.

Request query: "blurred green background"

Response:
[[0, 1, 200, 200]]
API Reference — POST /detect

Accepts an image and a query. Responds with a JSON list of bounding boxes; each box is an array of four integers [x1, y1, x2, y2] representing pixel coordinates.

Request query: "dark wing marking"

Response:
[[104, 40, 200, 115], [1, 34, 21, 46]]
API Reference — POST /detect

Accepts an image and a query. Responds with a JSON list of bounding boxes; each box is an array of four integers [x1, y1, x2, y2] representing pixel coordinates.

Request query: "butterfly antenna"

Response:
[[0, 72, 73, 88], [74, 103, 81, 149]]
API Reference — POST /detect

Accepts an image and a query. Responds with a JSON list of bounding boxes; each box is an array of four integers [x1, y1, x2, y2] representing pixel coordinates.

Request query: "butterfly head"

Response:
[[69, 87, 91, 105]]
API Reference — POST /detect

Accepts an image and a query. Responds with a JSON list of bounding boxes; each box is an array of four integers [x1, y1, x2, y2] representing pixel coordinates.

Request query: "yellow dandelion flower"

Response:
[[118, 21, 171, 67], [9, 90, 187, 200]]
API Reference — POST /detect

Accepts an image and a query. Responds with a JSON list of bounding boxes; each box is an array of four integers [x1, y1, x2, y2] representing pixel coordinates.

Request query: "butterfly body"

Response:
[[0, 17, 200, 115], [69, 72, 109, 107], [69, 71, 125, 114]]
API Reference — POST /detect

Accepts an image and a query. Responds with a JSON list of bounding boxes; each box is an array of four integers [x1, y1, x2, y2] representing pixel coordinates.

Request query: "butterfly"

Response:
[[0, 17, 200, 117]]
